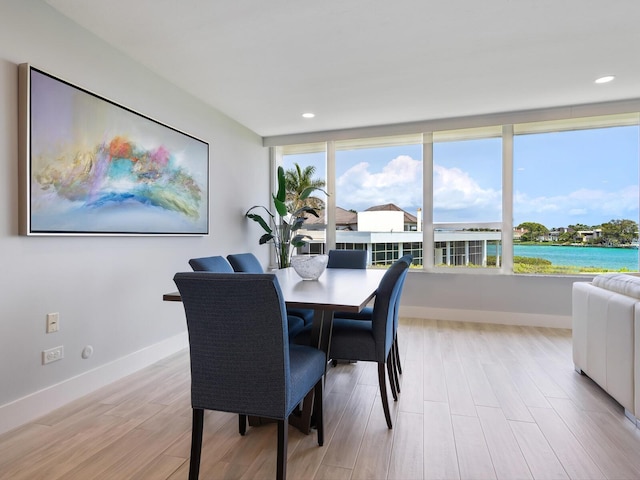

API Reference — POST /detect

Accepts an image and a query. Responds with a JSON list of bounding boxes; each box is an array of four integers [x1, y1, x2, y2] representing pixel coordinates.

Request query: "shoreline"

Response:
[[515, 242, 638, 249], [499, 243, 639, 272]]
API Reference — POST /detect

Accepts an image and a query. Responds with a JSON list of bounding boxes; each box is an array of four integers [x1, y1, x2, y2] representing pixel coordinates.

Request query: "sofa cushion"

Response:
[[592, 273, 640, 300]]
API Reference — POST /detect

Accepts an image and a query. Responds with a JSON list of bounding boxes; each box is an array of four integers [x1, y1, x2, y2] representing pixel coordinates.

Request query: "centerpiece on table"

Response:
[[289, 254, 329, 280], [245, 165, 327, 270]]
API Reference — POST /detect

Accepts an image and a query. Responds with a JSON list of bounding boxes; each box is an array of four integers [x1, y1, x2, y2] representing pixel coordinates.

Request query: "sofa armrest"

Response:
[[572, 280, 636, 414], [572, 282, 590, 371]]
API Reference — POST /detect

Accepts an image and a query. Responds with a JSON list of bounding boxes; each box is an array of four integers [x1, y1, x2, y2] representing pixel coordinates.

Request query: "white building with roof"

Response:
[[301, 204, 501, 267]]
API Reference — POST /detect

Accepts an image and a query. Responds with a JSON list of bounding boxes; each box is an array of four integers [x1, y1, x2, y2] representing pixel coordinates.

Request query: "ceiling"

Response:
[[45, 0, 640, 138]]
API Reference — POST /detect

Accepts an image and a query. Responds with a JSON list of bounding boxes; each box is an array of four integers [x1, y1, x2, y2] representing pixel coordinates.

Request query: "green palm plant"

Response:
[[285, 164, 326, 212], [245, 166, 326, 268]]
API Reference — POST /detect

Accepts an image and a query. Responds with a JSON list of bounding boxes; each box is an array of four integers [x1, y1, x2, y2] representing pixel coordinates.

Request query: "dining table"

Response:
[[163, 266, 387, 433]]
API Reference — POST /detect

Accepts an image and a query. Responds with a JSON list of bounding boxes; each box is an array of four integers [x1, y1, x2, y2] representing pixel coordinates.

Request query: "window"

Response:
[[335, 135, 423, 266], [280, 143, 327, 257], [372, 242, 399, 266], [513, 115, 639, 274], [402, 242, 422, 265], [432, 127, 503, 269], [335, 243, 367, 251]]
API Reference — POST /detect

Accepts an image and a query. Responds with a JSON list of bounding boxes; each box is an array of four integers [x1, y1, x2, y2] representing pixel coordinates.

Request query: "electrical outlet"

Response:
[[46, 312, 59, 333], [42, 345, 64, 365]]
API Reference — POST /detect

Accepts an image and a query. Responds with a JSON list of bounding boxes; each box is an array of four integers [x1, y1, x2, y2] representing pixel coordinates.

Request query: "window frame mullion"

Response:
[[502, 125, 514, 274]]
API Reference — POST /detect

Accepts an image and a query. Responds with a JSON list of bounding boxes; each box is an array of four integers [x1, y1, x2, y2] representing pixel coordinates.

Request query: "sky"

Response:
[[284, 125, 639, 229]]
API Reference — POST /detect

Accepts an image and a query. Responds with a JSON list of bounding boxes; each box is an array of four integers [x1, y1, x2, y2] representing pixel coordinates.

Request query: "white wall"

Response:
[[0, 0, 270, 432], [357, 211, 404, 232]]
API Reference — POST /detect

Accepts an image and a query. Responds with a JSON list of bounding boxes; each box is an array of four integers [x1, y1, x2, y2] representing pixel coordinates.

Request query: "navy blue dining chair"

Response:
[[226, 252, 264, 274], [188, 255, 234, 273], [174, 272, 325, 480], [389, 254, 412, 390], [327, 249, 367, 269], [326, 249, 370, 321], [350, 254, 411, 398], [227, 252, 314, 332], [328, 258, 410, 428], [326, 251, 412, 398]]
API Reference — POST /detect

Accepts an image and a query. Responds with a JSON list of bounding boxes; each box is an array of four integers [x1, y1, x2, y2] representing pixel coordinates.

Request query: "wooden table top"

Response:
[[163, 267, 386, 312], [272, 267, 385, 312]]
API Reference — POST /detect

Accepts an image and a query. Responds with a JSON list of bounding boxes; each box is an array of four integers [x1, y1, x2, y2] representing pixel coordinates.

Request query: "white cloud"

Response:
[[433, 164, 500, 211], [514, 185, 639, 226], [337, 155, 422, 211], [338, 157, 502, 221], [337, 154, 638, 227], [432, 165, 502, 222]]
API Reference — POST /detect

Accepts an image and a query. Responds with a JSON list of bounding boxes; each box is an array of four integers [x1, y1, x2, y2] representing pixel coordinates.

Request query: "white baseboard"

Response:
[[401, 306, 571, 329], [0, 332, 188, 435]]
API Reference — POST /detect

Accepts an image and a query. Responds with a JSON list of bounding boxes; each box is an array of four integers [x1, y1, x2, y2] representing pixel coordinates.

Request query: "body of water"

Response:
[[511, 244, 639, 270]]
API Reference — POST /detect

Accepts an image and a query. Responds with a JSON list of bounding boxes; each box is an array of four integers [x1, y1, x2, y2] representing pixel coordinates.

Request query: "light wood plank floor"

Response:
[[2, 319, 640, 479]]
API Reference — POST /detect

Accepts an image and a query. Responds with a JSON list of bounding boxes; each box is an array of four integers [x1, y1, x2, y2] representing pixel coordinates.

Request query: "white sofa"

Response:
[[572, 273, 640, 423]]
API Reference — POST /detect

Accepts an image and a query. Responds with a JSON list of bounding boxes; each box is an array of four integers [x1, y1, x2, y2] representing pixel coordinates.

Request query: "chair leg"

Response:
[[394, 336, 403, 374], [277, 419, 288, 480], [391, 343, 401, 394], [314, 379, 324, 446], [239, 414, 247, 436], [377, 363, 393, 429], [386, 353, 398, 401], [189, 408, 204, 480]]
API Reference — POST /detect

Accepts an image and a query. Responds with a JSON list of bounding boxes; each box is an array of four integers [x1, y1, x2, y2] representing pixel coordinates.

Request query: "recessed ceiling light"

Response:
[[302, 112, 315, 118], [595, 75, 615, 84]]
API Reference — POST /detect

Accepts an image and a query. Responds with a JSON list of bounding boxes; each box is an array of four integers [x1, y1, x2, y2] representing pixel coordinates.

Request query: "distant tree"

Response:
[[567, 223, 591, 231], [516, 222, 549, 242], [284, 163, 326, 212], [600, 219, 638, 246], [558, 231, 575, 243]]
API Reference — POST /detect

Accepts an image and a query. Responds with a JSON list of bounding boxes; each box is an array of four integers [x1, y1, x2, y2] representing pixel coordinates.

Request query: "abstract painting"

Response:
[[19, 64, 209, 235]]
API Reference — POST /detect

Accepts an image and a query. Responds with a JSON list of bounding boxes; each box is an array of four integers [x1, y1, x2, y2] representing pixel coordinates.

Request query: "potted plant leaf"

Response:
[[245, 166, 326, 268]]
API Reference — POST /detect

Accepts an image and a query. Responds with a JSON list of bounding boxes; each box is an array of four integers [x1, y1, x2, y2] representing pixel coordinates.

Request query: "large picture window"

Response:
[[271, 110, 640, 275]]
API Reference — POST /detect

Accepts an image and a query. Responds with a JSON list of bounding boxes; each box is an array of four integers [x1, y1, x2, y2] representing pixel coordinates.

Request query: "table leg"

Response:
[[287, 390, 314, 435], [248, 388, 314, 435], [309, 309, 334, 367], [293, 309, 334, 434]]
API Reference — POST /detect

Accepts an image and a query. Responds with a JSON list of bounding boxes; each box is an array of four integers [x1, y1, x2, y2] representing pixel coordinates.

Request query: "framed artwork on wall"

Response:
[[18, 64, 209, 236]]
